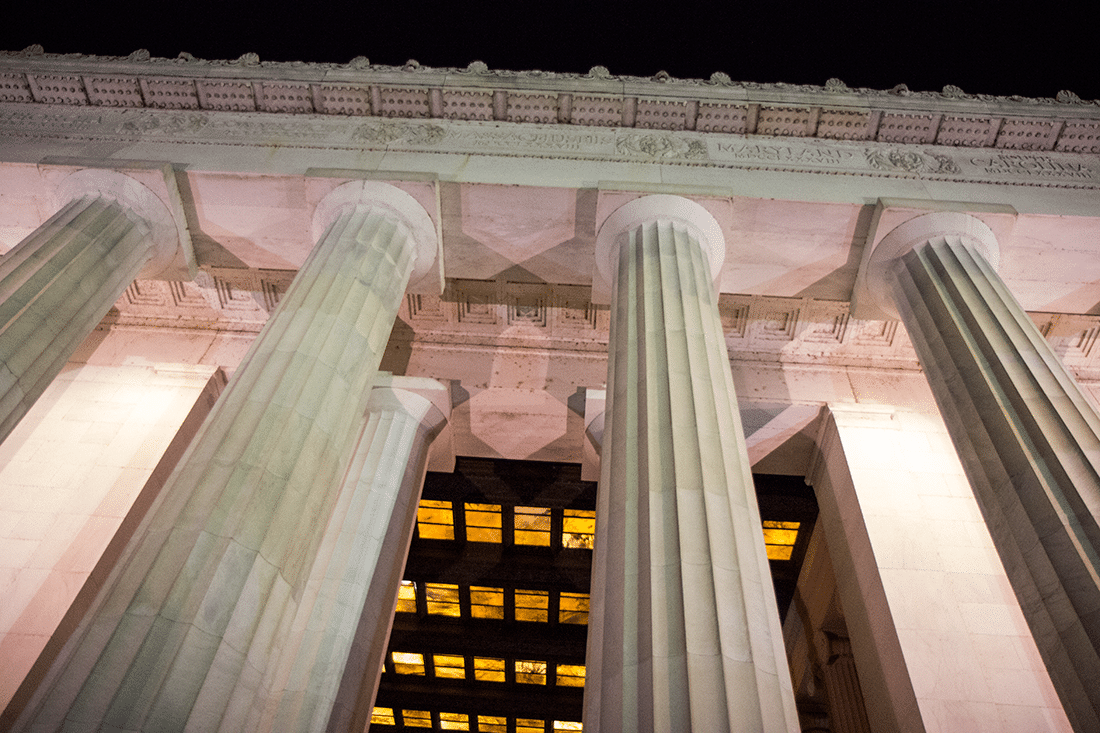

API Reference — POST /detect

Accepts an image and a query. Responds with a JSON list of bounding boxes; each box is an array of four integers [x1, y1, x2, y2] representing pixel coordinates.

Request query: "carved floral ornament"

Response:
[[865, 148, 960, 174], [615, 133, 707, 159], [0, 104, 1092, 188], [351, 121, 446, 146]]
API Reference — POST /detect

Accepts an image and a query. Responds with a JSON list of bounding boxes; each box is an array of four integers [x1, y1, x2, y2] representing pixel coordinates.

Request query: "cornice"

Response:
[[1, 47, 1098, 155], [103, 270, 1100, 381]]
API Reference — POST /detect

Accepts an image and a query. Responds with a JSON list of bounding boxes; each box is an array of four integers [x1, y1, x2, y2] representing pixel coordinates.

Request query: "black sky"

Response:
[[3, 0, 1096, 101]]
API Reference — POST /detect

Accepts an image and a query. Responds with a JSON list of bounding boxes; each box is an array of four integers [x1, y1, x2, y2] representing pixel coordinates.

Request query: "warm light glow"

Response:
[[515, 589, 549, 622], [471, 585, 505, 619], [763, 520, 800, 561], [563, 509, 595, 549], [370, 707, 395, 725], [402, 710, 432, 728], [514, 506, 552, 546], [478, 715, 507, 732], [766, 544, 794, 561], [556, 663, 586, 687], [474, 656, 506, 682], [417, 499, 455, 540], [559, 592, 590, 625], [440, 712, 470, 730], [554, 723, 583, 731], [515, 659, 547, 684], [396, 580, 417, 613], [392, 652, 425, 675], [517, 719, 545, 733], [466, 503, 503, 543], [425, 582, 461, 616], [434, 654, 466, 679]]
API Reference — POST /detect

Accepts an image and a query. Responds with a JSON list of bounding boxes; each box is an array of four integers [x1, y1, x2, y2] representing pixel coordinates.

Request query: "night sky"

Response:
[[2, 0, 1096, 101]]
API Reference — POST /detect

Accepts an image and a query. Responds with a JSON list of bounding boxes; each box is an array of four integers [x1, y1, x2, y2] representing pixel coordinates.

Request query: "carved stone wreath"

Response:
[[865, 148, 961, 174], [351, 121, 446, 146], [615, 133, 707, 159]]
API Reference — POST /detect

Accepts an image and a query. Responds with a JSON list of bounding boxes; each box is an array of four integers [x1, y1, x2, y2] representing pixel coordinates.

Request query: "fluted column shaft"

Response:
[[0, 195, 154, 444], [586, 196, 799, 732], [252, 378, 447, 733], [12, 195, 429, 732], [820, 637, 871, 733], [887, 229, 1100, 731]]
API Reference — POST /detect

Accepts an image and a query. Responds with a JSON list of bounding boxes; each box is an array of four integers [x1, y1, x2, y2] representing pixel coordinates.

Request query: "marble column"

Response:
[[9, 181, 440, 732], [866, 211, 1100, 731], [240, 376, 448, 733], [0, 170, 180, 446], [820, 636, 871, 733], [586, 195, 799, 732]]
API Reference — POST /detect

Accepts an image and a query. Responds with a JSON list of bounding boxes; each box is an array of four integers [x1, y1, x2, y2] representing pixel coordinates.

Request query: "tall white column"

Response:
[[9, 182, 440, 732], [230, 376, 448, 733], [586, 195, 799, 732], [865, 211, 1100, 731], [0, 170, 180, 446]]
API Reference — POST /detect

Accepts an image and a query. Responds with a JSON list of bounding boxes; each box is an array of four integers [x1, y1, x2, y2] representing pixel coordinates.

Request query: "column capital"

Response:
[[856, 209, 1001, 321], [582, 387, 605, 482], [593, 194, 724, 303], [368, 375, 450, 437], [54, 168, 183, 280], [313, 180, 442, 294]]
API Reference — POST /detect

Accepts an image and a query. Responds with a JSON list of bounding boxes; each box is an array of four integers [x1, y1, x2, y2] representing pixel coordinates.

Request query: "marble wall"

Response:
[[0, 357, 223, 711], [812, 404, 1071, 732]]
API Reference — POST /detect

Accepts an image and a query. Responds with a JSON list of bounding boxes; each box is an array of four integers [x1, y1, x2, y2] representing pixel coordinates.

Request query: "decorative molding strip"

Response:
[[1, 106, 1097, 190], [1, 51, 1098, 155], [104, 272, 1100, 377]]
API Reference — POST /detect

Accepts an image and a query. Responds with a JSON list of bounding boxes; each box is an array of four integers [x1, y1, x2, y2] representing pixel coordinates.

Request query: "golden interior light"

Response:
[[370, 707, 395, 725], [433, 654, 466, 679], [515, 660, 547, 685], [395, 580, 417, 613], [391, 652, 425, 675], [425, 583, 461, 617], [470, 585, 504, 619], [559, 592, 590, 625], [417, 499, 455, 540], [762, 520, 800, 561], [474, 656, 506, 682], [514, 589, 549, 622], [465, 503, 503, 543], [439, 712, 470, 730], [556, 663, 586, 687], [562, 509, 595, 549], [517, 719, 546, 733], [477, 715, 507, 732], [514, 506, 552, 546], [402, 710, 432, 728]]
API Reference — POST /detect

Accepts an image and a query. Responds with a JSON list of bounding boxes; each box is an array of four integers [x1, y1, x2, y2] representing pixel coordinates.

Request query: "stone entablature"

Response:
[[104, 272, 1100, 379], [2, 48, 1099, 154], [1, 107, 1096, 194]]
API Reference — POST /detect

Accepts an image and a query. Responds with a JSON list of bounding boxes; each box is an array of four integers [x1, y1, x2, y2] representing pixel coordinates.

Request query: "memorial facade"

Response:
[[0, 46, 1098, 731]]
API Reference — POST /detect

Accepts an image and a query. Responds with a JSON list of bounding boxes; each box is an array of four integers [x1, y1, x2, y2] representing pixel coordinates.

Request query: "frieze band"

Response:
[[0, 104, 1097, 188]]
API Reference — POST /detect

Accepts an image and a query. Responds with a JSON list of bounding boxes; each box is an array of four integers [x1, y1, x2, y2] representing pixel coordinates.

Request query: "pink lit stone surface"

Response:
[[0, 362, 221, 712], [812, 406, 1072, 733], [0, 50, 1098, 731]]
